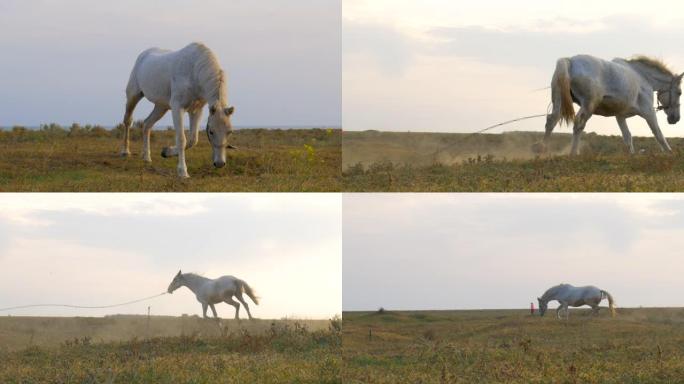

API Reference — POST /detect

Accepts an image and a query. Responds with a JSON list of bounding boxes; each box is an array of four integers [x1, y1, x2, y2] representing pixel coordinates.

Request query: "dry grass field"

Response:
[[0, 125, 341, 192], [0, 315, 341, 383], [343, 308, 684, 383], [343, 131, 684, 192]]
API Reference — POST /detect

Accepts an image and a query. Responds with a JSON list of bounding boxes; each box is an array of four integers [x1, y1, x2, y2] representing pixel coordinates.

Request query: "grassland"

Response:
[[343, 308, 684, 383], [0, 124, 341, 191], [343, 130, 684, 191], [0, 315, 341, 383]]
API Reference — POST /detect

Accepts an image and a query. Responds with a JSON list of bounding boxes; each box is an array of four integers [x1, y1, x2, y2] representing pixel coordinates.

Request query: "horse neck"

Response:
[[541, 285, 564, 302], [629, 62, 674, 90], [195, 58, 228, 108], [203, 78, 227, 109], [182, 274, 210, 293]]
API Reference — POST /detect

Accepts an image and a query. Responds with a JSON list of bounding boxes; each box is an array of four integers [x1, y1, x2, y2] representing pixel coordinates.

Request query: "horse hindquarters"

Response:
[[545, 59, 575, 139]]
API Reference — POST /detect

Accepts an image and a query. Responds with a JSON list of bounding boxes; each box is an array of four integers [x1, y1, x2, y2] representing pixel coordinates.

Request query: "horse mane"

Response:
[[541, 283, 570, 300], [627, 55, 675, 77], [190, 42, 227, 106]]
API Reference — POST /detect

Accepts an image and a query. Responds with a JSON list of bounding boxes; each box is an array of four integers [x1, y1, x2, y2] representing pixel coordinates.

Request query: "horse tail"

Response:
[[601, 290, 616, 317], [553, 58, 575, 125], [239, 280, 260, 305]]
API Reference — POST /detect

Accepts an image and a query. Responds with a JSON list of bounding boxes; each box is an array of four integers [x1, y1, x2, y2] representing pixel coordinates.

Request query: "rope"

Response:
[[0, 292, 167, 312], [471, 114, 548, 135], [425, 113, 548, 161]]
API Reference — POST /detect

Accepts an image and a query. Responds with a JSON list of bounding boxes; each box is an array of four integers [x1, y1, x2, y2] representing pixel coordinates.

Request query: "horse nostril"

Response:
[[214, 161, 226, 168]]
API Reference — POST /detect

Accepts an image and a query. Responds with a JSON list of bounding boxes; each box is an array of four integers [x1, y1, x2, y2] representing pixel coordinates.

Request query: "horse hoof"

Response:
[[161, 148, 170, 158], [120, 151, 131, 158]]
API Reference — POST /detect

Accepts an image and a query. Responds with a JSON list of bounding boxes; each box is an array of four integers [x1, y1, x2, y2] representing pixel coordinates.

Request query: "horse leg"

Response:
[[644, 114, 673, 152], [235, 293, 253, 320], [543, 89, 562, 148], [616, 117, 634, 154], [224, 297, 241, 320], [202, 303, 209, 319], [161, 106, 190, 178], [592, 305, 599, 316], [209, 304, 219, 319], [570, 107, 592, 155], [186, 109, 203, 150], [120, 92, 142, 157], [141, 104, 168, 163]]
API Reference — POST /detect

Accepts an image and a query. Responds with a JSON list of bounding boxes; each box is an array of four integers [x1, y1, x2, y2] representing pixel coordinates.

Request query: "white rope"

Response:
[[0, 292, 168, 312]]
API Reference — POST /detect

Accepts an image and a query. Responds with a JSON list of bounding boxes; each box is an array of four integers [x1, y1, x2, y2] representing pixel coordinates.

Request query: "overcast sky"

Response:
[[0, 0, 340, 128], [344, 0, 684, 137], [0, 194, 341, 319], [344, 193, 684, 311]]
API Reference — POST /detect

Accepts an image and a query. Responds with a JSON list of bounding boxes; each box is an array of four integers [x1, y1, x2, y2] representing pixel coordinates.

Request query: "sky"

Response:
[[343, 193, 684, 311], [0, 0, 341, 128], [344, 0, 684, 137], [0, 194, 341, 319]]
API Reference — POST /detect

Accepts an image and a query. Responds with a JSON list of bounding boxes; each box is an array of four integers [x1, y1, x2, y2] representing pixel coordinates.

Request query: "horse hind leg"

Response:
[[209, 304, 219, 319], [543, 87, 563, 143], [120, 91, 143, 157], [141, 105, 168, 162], [224, 297, 241, 320], [570, 106, 593, 156], [235, 293, 254, 320]]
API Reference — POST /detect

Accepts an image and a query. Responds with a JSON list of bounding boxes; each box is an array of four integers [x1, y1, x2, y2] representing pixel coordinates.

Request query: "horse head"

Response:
[[657, 73, 684, 124], [168, 270, 184, 293], [537, 297, 548, 317], [206, 104, 236, 168]]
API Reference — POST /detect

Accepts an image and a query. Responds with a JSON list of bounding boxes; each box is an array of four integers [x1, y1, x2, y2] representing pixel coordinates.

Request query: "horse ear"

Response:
[[225, 106, 235, 116], [177, 270, 182, 276], [537, 297, 541, 301]]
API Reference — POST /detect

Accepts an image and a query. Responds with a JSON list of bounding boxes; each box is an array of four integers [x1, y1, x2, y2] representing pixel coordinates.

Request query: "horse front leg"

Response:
[[644, 114, 673, 152], [161, 107, 190, 178], [616, 117, 634, 154], [186, 109, 203, 150], [202, 303, 209, 319]]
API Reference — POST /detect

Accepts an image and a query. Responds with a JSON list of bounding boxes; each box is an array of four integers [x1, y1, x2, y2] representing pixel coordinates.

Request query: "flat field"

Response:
[[0, 126, 341, 192], [0, 315, 341, 383], [343, 308, 684, 383], [343, 131, 684, 192]]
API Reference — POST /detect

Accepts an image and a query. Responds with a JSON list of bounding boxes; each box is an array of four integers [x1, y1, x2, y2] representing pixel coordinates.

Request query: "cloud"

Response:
[[427, 16, 684, 70], [0, 0, 340, 127], [343, 194, 684, 310], [344, 19, 417, 76], [0, 194, 341, 318]]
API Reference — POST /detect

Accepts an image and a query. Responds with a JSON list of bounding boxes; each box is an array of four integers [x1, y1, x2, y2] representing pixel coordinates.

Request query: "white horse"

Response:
[[543, 55, 683, 155], [167, 270, 259, 320], [121, 42, 236, 178], [537, 283, 615, 319]]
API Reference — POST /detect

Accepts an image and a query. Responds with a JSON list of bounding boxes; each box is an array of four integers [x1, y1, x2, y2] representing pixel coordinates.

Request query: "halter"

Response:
[[656, 75, 681, 111]]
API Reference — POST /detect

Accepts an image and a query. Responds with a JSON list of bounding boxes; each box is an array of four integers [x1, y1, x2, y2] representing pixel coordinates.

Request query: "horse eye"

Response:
[[209, 130, 214, 136]]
